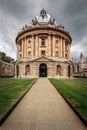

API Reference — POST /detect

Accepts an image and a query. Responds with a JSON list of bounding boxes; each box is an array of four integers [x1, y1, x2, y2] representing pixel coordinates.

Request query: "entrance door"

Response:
[[39, 64, 47, 77]]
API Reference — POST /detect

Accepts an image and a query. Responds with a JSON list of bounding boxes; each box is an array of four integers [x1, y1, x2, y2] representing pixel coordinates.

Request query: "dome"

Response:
[[32, 9, 57, 26], [36, 13, 51, 23]]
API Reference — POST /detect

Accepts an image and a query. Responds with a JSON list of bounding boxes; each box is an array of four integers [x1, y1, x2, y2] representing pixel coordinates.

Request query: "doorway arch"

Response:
[[25, 65, 30, 75], [56, 65, 61, 75], [39, 64, 47, 77]]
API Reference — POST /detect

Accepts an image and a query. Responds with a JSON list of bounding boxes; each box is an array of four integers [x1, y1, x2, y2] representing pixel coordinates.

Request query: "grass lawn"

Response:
[[0, 78, 36, 124], [49, 78, 87, 123]]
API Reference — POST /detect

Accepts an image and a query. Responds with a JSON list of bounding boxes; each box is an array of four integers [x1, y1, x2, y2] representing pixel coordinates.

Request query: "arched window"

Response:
[[20, 54, 22, 58], [28, 51, 31, 57], [65, 53, 68, 59], [55, 40, 59, 48], [55, 51, 59, 57], [25, 65, 30, 75], [41, 50, 45, 56], [19, 42, 22, 51], [56, 65, 61, 75], [68, 65, 71, 77], [65, 43, 68, 51], [28, 40, 31, 48], [41, 39, 45, 46]]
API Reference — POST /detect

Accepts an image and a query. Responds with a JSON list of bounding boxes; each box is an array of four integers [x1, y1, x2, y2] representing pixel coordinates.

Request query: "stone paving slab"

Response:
[[0, 78, 87, 130]]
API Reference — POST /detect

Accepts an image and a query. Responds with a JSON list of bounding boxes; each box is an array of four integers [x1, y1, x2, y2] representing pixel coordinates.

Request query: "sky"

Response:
[[0, 0, 87, 60]]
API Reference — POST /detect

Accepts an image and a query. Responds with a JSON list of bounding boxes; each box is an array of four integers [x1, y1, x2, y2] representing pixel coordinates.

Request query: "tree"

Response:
[[0, 52, 14, 63]]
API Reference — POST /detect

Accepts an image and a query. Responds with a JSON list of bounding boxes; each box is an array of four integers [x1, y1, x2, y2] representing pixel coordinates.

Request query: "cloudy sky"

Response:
[[0, 0, 87, 60]]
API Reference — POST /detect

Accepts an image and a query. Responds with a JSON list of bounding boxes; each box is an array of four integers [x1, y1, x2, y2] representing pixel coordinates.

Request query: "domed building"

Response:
[[15, 9, 72, 78]]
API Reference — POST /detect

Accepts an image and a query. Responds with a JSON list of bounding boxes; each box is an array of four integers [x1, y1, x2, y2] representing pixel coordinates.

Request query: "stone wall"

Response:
[[16, 28, 71, 61], [15, 60, 72, 78]]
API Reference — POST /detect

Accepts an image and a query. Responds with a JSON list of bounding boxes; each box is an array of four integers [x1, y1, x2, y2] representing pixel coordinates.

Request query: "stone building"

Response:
[[72, 53, 87, 78], [0, 57, 14, 78], [15, 9, 72, 78]]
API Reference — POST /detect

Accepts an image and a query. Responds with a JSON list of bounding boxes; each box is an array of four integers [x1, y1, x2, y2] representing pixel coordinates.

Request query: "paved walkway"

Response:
[[0, 78, 87, 130]]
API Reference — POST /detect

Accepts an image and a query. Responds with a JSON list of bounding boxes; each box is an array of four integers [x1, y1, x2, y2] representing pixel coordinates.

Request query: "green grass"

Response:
[[49, 78, 87, 122], [0, 78, 36, 123]]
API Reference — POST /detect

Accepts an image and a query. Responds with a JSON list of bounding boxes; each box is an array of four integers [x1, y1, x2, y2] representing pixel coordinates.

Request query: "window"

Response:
[[55, 51, 59, 57], [65, 54, 68, 59], [19, 42, 22, 51], [41, 50, 45, 56], [25, 65, 30, 75], [65, 44, 68, 51], [28, 40, 31, 48], [55, 40, 59, 47], [29, 40, 31, 43], [28, 51, 31, 57], [20, 54, 22, 58], [41, 39, 45, 46], [56, 65, 61, 75]]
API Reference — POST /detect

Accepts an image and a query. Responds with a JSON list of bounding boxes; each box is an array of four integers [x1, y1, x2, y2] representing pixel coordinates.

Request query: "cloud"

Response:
[[0, 0, 87, 60]]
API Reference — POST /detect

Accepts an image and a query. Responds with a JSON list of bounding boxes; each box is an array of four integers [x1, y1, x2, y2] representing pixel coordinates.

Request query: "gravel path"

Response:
[[0, 78, 87, 130]]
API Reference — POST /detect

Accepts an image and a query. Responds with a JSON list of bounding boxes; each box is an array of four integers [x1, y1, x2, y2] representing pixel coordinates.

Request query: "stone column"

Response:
[[64, 39, 65, 58], [59, 38, 61, 58], [62, 39, 65, 58], [31, 35, 34, 57], [35, 35, 39, 57], [53, 35, 55, 57], [24, 37, 27, 58], [60, 37, 62, 58], [39, 37, 41, 57], [68, 43, 70, 59], [50, 35, 53, 57], [48, 35, 51, 57], [34, 35, 36, 57], [26, 37, 28, 58], [22, 38, 24, 58], [17, 44, 19, 60], [62, 39, 64, 58]]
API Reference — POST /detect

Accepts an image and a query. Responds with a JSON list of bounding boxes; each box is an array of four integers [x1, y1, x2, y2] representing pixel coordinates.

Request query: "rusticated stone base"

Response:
[[15, 57, 72, 78]]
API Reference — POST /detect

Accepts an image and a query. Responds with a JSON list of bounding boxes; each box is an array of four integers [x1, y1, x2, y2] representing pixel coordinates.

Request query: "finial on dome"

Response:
[[40, 8, 47, 18]]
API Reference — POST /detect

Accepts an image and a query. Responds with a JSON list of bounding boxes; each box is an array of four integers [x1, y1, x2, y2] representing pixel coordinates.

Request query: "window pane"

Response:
[[41, 50, 45, 56], [41, 39, 45, 45]]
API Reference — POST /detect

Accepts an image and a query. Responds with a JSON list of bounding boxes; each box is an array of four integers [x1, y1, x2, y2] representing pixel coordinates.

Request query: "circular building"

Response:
[[15, 9, 72, 78]]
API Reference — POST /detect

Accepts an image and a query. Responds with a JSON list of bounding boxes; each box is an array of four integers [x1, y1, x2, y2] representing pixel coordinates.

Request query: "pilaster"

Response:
[[64, 39, 65, 58], [22, 38, 24, 58], [35, 35, 39, 57], [68, 43, 70, 59], [53, 35, 55, 57], [60, 37, 62, 58], [31, 35, 34, 57], [24, 37, 27, 58], [17, 44, 19, 60], [39, 37, 41, 57], [48, 35, 51, 57]]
